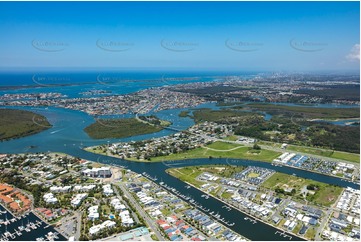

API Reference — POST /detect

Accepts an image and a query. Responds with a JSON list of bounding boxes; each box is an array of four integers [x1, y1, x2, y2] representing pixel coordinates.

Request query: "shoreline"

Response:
[[32, 210, 69, 240], [83, 147, 357, 185], [0, 202, 15, 217], [155, 174, 251, 241], [168, 173, 305, 241], [270, 162, 356, 184], [307, 117, 360, 122]]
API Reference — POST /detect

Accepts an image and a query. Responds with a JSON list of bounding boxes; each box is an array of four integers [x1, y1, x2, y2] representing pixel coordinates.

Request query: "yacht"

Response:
[[15, 229, 22, 236]]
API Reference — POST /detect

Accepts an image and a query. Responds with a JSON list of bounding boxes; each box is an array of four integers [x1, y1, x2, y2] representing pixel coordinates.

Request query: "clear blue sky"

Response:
[[0, 1, 359, 72]]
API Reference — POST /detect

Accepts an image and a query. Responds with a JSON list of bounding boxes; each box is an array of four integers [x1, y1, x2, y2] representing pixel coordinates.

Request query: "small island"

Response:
[[84, 115, 171, 139], [0, 109, 52, 141]]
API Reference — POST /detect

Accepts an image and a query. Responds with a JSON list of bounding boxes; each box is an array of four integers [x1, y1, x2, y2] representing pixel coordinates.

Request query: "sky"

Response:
[[0, 1, 359, 72]]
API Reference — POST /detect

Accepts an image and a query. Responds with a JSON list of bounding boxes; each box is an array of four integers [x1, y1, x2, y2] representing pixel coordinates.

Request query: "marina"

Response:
[[244, 216, 257, 224], [0, 204, 65, 241], [142, 172, 158, 181], [275, 230, 293, 240], [0, 101, 358, 241], [222, 205, 232, 211]]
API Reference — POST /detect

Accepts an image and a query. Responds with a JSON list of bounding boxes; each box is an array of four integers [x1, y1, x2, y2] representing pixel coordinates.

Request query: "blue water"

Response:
[[0, 103, 357, 240], [0, 204, 66, 241], [268, 102, 360, 109], [315, 118, 360, 126], [0, 71, 258, 99], [0, 72, 359, 241]]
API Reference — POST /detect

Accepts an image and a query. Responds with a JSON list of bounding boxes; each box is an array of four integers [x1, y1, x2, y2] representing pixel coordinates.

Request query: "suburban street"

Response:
[[116, 182, 166, 241]]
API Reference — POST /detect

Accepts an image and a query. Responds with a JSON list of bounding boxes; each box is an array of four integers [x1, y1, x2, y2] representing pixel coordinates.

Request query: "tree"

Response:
[[307, 184, 319, 191]]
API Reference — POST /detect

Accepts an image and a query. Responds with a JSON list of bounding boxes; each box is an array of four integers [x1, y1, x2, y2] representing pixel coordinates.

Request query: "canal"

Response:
[[0, 105, 359, 241]]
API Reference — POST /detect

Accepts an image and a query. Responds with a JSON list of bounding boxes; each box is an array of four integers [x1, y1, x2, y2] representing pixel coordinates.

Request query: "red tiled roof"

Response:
[[9, 201, 20, 210], [0, 194, 13, 203]]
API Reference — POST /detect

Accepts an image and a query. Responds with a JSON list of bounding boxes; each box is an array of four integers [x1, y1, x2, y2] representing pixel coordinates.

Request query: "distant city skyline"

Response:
[[0, 1, 359, 72]]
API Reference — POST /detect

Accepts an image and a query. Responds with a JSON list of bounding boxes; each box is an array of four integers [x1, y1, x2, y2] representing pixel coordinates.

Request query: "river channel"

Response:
[[0, 104, 359, 241]]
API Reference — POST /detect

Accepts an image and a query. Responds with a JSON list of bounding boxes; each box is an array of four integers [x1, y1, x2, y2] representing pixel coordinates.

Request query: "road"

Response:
[[113, 183, 140, 225], [219, 138, 359, 168], [315, 208, 332, 241], [116, 182, 166, 241], [74, 211, 82, 240]]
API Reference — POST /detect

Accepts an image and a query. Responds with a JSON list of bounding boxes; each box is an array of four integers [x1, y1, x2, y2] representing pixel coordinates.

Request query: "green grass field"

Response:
[[247, 172, 260, 178], [167, 165, 246, 187], [207, 141, 243, 150], [149, 141, 281, 162], [223, 135, 239, 141], [257, 140, 359, 163], [305, 227, 317, 240], [262, 172, 343, 206], [166, 167, 205, 187], [221, 192, 233, 199], [101, 204, 111, 215], [287, 145, 360, 163]]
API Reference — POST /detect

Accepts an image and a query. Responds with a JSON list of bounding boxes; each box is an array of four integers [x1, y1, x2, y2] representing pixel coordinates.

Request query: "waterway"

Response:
[[70, 152, 360, 241], [0, 105, 359, 240], [0, 76, 359, 240], [0, 204, 66, 241]]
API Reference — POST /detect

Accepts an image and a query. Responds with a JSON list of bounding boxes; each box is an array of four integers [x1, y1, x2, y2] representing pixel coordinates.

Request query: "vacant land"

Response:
[[262, 172, 343, 206], [84, 117, 164, 139], [223, 135, 239, 141], [149, 141, 281, 162], [247, 103, 359, 119], [258, 140, 360, 163], [287, 145, 360, 163], [166, 166, 205, 187], [0, 109, 52, 141], [207, 141, 243, 150], [167, 165, 246, 187]]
